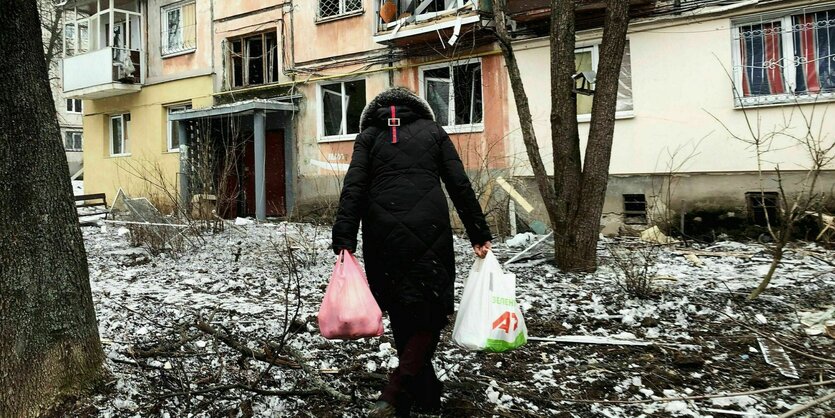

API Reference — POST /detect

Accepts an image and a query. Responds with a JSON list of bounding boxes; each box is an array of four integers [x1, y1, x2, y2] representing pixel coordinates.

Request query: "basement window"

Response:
[[745, 191, 780, 226], [623, 194, 647, 224], [228, 32, 280, 88]]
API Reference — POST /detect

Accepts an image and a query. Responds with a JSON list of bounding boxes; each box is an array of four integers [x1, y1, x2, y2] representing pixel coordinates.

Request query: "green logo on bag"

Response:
[[491, 296, 516, 307]]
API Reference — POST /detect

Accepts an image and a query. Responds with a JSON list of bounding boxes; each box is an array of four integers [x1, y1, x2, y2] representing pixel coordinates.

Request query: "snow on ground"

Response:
[[75, 222, 835, 417]]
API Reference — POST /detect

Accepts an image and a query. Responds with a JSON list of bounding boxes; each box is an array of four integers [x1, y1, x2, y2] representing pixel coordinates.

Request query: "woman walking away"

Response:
[[332, 87, 492, 417]]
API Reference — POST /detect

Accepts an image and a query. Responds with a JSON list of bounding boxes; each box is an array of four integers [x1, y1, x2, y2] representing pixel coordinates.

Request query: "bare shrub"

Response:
[[607, 242, 662, 299], [126, 223, 186, 255]]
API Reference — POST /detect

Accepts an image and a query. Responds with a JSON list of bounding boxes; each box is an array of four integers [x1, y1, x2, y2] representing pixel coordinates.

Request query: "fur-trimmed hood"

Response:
[[359, 87, 435, 132]]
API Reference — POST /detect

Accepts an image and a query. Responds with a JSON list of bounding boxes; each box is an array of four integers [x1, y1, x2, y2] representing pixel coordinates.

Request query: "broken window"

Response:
[[64, 131, 83, 152], [227, 32, 280, 88], [422, 61, 483, 129], [318, 0, 363, 19], [733, 7, 835, 105], [574, 41, 633, 117], [110, 114, 130, 156], [746, 192, 780, 226], [623, 194, 647, 224], [320, 80, 366, 138], [167, 104, 192, 151], [162, 1, 196, 55], [380, 0, 464, 27], [66, 99, 83, 113]]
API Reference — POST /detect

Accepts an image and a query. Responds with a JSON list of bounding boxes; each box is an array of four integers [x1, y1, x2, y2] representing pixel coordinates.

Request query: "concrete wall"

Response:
[[82, 76, 213, 203]]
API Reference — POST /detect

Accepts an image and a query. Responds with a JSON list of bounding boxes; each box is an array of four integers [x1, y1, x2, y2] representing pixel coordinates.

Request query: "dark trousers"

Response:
[[380, 305, 447, 413]]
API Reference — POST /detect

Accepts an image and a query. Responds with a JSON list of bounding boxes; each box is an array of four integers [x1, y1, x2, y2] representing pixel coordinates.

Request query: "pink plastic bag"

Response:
[[317, 250, 384, 340]]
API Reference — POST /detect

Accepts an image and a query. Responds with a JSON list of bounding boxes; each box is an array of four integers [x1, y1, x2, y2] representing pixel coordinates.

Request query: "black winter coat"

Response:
[[331, 88, 492, 318]]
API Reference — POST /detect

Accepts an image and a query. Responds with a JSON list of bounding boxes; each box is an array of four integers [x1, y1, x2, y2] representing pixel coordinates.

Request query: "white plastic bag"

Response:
[[452, 251, 527, 352]]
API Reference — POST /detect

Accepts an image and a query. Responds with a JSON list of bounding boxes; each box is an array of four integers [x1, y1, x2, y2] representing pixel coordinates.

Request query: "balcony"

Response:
[[61, 0, 144, 99], [373, 0, 489, 46]]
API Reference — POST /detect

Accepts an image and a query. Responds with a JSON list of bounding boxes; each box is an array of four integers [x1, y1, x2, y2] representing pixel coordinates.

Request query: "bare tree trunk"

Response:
[[493, 0, 559, 228], [550, 0, 587, 270], [0, 1, 105, 416], [561, 0, 631, 271], [494, 0, 631, 272]]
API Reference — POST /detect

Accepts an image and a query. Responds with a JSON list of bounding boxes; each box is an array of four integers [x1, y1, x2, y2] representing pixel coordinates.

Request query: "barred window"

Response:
[[733, 7, 835, 105], [162, 1, 196, 55], [318, 0, 362, 20]]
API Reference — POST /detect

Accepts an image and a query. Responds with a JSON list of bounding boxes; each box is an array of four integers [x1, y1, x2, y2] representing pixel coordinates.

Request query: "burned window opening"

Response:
[[746, 191, 780, 227], [623, 194, 647, 224], [228, 32, 279, 89]]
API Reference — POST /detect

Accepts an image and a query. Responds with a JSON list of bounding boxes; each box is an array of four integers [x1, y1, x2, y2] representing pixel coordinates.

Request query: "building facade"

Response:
[[63, 0, 834, 231], [505, 0, 835, 231]]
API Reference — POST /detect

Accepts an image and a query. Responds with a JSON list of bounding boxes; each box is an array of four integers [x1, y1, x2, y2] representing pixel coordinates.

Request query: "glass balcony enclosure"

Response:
[[373, 0, 486, 44], [62, 0, 144, 99]]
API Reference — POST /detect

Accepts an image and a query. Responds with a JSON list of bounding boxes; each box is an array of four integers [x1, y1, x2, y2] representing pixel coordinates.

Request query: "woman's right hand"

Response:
[[473, 241, 492, 258]]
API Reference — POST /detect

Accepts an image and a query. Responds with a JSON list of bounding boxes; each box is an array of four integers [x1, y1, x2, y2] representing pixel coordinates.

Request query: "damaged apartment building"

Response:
[[60, 0, 834, 233]]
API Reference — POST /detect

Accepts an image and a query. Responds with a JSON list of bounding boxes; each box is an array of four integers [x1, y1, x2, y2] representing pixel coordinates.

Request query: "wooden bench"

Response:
[[74, 193, 109, 219]]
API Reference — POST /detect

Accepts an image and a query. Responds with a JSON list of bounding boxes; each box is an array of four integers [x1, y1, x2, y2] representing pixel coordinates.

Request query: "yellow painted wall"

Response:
[[82, 75, 213, 207]]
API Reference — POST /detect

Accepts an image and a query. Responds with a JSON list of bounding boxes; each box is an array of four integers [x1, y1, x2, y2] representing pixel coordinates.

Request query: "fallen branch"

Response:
[[194, 321, 298, 368], [286, 345, 351, 402], [777, 390, 835, 417], [156, 383, 320, 399]]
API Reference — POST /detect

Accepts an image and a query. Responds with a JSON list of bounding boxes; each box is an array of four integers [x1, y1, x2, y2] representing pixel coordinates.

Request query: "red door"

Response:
[[241, 129, 286, 217]]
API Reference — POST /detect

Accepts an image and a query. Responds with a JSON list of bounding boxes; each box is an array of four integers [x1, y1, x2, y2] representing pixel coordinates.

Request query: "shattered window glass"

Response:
[[425, 67, 451, 127], [322, 83, 343, 137], [321, 80, 366, 137], [423, 62, 483, 127], [573, 41, 633, 116], [453, 63, 483, 125]]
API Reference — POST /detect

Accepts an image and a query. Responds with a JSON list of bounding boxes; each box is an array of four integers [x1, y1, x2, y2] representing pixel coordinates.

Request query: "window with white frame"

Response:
[[64, 131, 83, 152], [162, 1, 196, 55], [420, 61, 483, 129], [110, 114, 129, 156], [167, 104, 192, 151], [318, 0, 362, 20], [574, 41, 633, 118], [319, 80, 366, 139], [66, 99, 82, 113], [733, 6, 835, 105]]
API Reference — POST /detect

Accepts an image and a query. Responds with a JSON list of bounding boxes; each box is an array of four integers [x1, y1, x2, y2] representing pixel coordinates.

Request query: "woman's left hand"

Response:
[[473, 241, 492, 258]]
